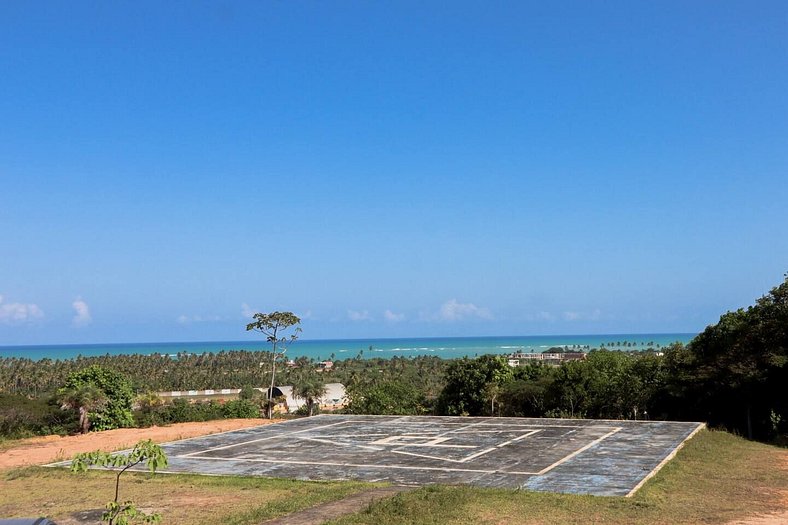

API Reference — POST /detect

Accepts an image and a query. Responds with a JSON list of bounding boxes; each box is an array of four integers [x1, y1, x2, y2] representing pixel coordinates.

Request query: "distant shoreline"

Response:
[[0, 333, 696, 361]]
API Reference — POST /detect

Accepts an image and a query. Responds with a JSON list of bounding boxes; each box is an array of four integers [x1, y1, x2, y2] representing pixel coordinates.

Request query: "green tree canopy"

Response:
[[59, 365, 134, 431], [346, 379, 427, 415], [437, 355, 513, 416], [682, 274, 788, 439]]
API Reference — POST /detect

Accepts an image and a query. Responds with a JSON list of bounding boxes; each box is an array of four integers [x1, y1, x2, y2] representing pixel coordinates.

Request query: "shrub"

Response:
[[222, 399, 260, 418], [0, 394, 77, 438], [60, 366, 134, 431]]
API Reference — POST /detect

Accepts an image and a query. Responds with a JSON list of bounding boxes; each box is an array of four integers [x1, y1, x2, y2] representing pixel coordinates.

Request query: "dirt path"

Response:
[[727, 465, 788, 525], [727, 513, 788, 525], [0, 418, 276, 470], [261, 485, 414, 525]]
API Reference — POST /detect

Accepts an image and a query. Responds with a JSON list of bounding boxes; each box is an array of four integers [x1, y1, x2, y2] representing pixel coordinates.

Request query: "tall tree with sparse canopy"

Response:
[[246, 311, 301, 418]]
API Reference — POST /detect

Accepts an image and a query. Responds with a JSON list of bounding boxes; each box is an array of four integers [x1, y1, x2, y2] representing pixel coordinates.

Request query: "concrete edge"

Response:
[[624, 421, 707, 498]]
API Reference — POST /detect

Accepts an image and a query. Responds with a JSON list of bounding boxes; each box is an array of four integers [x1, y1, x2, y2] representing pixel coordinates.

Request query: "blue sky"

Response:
[[1, 2, 786, 345]]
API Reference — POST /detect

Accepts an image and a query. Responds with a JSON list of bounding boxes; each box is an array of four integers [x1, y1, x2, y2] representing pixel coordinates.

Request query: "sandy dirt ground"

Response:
[[727, 456, 788, 525], [726, 490, 788, 525], [0, 418, 275, 470]]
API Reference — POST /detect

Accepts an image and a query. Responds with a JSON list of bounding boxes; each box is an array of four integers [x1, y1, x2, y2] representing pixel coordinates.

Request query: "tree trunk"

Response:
[[267, 340, 278, 419], [79, 406, 89, 434]]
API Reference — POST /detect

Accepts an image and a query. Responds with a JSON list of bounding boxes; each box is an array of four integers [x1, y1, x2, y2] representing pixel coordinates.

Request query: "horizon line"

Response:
[[0, 331, 699, 350]]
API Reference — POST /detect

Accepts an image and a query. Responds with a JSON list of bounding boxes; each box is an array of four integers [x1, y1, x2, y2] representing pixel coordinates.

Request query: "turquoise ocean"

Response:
[[0, 333, 695, 362]]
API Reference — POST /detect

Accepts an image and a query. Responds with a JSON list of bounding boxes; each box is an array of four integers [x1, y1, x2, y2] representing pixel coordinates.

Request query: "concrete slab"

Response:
[[136, 415, 704, 497]]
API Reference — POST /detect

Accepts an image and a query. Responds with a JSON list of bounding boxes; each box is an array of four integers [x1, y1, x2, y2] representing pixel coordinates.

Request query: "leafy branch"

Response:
[[71, 439, 168, 525]]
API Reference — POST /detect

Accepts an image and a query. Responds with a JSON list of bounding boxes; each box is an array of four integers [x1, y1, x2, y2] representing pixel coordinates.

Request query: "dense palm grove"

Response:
[[0, 352, 448, 399], [1, 276, 786, 442]]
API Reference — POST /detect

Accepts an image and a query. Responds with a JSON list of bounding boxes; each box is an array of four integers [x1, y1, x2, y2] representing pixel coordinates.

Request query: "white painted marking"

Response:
[[534, 427, 623, 475], [458, 447, 497, 462], [386, 430, 541, 464], [624, 422, 706, 498], [371, 435, 452, 446], [179, 420, 349, 457], [495, 429, 542, 448], [175, 454, 541, 475], [370, 435, 475, 448], [389, 449, 468, 463], [296, 436, 384, 452], [435, 419, 491, 437], [458, 430, 541, 462], [310, 433, 388, 438]]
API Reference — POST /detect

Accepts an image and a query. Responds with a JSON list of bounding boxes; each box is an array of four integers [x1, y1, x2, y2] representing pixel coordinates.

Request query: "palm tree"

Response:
[[292, 371, 328, 417], [60, 384, 107, 434]]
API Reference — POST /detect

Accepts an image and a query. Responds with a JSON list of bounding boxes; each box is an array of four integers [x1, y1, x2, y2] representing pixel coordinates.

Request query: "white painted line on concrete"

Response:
[[387, 429, 543, 464], [439, 419, 492, 436], [174, 454, 541, 475], [624, 422, 706, 498], [310, 433, 388, 438], [458, 447, 497, 462], [459, 430, 541, 461], [389, 443, 478, 449], [179, 420, 350, 457], [389, 449, 470, 463], [495, 429, 542, 448], [296, 436, 384, 452], [534, 427, 623, 475]]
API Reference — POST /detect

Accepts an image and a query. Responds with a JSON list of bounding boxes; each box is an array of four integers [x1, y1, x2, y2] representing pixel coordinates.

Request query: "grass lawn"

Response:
[[0, 467, 375, 525], [327, 430, 788, 525]]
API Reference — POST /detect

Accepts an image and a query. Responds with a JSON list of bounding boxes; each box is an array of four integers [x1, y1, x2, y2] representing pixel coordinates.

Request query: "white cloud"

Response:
[[0, 294, 44, 324], [347, 309, 372, 322], [297, 309, 315, 320], [383, 309, 405, 323], [524, 311, 555, 322], [537, 311, 555, 321], [563, 309, 602, 321], [177, 314, 223, 324], [243, 304, 314, 321], [241, 303, 257, 318], [425, 299, 493, 322], [71, 298, 92, 327]]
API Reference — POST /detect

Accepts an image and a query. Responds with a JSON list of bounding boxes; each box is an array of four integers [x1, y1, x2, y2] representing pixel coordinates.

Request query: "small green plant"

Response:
[[71, 439, 168, 524], [770, 409, 783, 435]]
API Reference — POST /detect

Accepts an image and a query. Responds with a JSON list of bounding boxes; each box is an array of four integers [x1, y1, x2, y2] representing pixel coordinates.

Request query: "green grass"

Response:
[[327, 430, 788, 525], [0, 466, 377, 525]]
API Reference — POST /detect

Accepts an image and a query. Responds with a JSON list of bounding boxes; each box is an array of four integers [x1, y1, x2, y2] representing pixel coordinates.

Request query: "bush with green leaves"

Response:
[[346, 380, 427, 415], [0, 393, 77, 438], [60, 365, 134, 431], [221, 399, 260, 418], [133, 398, 260, 427], [436, 355, 513, 416]]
